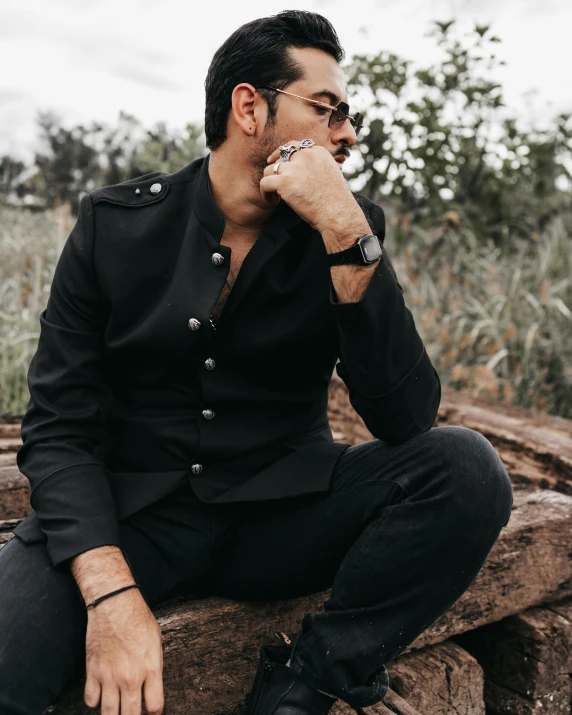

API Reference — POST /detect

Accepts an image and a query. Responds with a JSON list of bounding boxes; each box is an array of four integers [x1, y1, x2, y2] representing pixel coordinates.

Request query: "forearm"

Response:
[[326, 205, 440, 442], [330, 261, 379, 303], [322, 213, 379, 304], [71, 545, 137, 605]]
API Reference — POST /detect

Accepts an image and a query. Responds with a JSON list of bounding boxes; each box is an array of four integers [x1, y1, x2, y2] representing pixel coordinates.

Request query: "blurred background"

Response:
[[1, 0, 571, 418]]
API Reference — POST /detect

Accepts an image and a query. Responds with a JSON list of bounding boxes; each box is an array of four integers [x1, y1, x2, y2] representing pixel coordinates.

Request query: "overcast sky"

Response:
[[1, 0, 570, 162]]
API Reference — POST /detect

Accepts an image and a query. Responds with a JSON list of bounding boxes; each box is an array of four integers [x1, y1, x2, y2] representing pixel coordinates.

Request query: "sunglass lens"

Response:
[[329, 107, 347, 129], [329, 104, 363, 137], [352, 113, 364, 136]]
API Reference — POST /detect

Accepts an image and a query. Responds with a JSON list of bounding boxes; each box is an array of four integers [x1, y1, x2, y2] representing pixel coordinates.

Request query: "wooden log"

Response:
[[0, 518, 20, 546], [0, 423, 21, 439], [0, 453, 19, 467], [385, 640, 485, 715], [0, 487, 560, 714], [452, 597, 572, 714], [371, 690, 424, 715], [0, 464, 31, 520], [0, 437, 21, 454], [331, 688, 424, 714], [483, 681, 570, 715], [328, 379, 572, 496]]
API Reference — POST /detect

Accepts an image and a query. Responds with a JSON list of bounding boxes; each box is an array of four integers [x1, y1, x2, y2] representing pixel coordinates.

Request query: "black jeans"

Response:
[[0, 425, 513, 713]]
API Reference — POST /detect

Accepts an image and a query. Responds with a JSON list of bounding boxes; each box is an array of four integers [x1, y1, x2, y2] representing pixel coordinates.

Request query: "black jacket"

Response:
[[13, 154, 441, 567]]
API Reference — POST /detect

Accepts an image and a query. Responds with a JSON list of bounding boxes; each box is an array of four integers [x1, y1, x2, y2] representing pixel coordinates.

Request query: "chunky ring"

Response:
[[299, 138, 315, 149], [279, 144, 298, 162], [273, 161, 281, 174]]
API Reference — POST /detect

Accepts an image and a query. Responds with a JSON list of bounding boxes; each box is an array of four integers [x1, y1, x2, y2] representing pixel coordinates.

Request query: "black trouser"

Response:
[[0, 425, 513, 713]]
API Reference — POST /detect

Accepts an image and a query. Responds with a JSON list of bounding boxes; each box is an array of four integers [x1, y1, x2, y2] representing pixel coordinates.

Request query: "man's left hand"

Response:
[[260, 140, 371, 251]]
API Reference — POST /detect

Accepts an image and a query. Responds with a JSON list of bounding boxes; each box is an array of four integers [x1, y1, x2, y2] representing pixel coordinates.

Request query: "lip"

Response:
[[334, 155, 347, 164]]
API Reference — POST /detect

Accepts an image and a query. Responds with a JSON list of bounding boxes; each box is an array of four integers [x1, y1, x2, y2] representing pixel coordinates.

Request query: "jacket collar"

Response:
[[189, 153, 307, 334]]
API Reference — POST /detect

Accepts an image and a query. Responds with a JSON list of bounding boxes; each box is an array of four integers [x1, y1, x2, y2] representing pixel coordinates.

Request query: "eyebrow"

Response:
[[309, 89, 342, 106]]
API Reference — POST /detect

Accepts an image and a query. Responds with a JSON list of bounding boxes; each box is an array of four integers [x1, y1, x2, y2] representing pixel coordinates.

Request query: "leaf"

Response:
[[436, 20, 456, 33], [549, 297, 572, 319]]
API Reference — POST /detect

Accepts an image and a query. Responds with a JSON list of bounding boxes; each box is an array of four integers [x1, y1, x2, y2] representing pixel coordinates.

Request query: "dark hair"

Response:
[[204, 10, 345, 150]]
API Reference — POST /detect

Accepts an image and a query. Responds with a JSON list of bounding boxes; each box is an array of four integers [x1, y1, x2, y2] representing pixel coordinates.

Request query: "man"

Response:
[[0, 10, 513, 715]]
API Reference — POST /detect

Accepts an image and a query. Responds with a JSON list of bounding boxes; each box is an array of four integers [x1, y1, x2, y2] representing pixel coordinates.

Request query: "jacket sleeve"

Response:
[[330, 202, 441, 445], [16, 193, 122, 568]]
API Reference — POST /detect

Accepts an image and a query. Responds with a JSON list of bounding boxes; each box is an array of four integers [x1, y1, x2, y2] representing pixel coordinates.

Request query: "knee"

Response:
[[435, 425, 514, 532]]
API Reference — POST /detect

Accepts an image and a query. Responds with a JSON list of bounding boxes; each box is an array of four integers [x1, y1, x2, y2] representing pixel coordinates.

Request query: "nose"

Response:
[[331, 117, 358, 148]]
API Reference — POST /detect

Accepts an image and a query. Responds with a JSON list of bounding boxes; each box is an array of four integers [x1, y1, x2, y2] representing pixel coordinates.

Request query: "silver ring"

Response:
[[279, 144, 298, 162], [273, 161, 281, 174], [299, 138, 315, 149]]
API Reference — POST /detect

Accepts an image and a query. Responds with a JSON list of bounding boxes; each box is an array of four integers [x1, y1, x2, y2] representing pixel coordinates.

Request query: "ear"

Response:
[[230, 83, 260, 137]]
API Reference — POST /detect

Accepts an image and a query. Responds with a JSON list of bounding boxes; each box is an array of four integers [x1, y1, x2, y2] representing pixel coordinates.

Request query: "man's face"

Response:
[[250, 46, 358, 179]]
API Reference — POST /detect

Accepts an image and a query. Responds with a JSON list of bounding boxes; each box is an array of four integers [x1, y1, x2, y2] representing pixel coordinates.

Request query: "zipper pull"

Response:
[[273, 631, 292, 647]]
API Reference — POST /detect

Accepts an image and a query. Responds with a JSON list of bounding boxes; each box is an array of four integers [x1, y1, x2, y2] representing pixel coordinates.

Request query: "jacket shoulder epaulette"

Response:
[[90, 171, 171, 208]]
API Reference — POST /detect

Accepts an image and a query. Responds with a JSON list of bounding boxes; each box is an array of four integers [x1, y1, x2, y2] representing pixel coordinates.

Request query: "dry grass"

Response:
[[0, 204, 75, 415], [1, 204, 571, 419], [389, 212, 572, 418]]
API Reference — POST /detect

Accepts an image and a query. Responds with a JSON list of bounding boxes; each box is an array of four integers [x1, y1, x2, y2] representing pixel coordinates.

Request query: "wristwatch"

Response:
[[326, 233, 383, 266]]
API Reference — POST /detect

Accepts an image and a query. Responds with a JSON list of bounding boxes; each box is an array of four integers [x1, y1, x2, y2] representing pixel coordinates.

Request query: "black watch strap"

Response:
[[327, 233, 383, 266]]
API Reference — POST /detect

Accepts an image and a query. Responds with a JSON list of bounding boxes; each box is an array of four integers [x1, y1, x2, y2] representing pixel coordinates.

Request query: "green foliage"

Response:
[[2, 19, 571, 234], [343, 20, 572, 242], [28, 111, 207, 213]]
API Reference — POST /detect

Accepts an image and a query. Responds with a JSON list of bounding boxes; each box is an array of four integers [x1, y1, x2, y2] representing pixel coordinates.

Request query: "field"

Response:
[[1, 202, 571, 419]]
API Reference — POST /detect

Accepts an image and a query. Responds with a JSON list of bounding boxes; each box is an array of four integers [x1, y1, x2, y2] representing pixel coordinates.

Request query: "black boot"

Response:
[[244, 632, 338, 715]]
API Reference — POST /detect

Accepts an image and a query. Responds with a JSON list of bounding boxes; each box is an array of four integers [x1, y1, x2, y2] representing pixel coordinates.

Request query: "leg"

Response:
[[0, 535, 88, 715], [204, 426, 514, 709], [0, 483, 224, 714]]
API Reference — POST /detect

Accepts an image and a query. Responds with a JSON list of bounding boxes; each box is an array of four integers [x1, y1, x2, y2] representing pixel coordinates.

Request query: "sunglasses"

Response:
[[256, 86, 364, 137]]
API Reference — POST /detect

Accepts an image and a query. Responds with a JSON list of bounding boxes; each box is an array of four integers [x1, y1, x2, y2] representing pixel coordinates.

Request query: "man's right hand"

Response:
[[70, 545, 164, 715], [84, 588, 164, 715]]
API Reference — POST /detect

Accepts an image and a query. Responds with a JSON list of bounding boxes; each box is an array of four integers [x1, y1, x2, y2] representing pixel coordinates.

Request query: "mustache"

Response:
[[334, 147, 351, 159]]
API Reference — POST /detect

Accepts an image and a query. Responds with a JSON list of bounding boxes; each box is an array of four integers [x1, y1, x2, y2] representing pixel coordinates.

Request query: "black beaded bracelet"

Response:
[[86, 583, 141, 610]]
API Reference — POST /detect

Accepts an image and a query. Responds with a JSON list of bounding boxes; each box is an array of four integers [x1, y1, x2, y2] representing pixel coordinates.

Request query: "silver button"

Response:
[[190, 463, 203, 475], [204, 358, 215, 370], [135, 188, 141, 195], [150, 183, 162, 195], [188, 318, 201, 331], [202, 409, 215, 420], [211, 253, 225, 266]]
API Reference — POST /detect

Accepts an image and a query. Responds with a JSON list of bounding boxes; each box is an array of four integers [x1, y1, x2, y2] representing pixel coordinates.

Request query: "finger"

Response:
[[120, 683, 143, 715], [267, 149, 280, 164], [259, 175, 282, 206], [260, 175, 282, 198], [100, 681, 121, 715], [266, 140, 300, 164], [144, 669, 165, 715], [84, 674, 102, 708], [263, 161, 281, 178]]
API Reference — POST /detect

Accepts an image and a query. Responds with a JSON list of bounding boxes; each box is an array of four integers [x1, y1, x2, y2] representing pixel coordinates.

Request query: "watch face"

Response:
[[360, 234, 382, 263]]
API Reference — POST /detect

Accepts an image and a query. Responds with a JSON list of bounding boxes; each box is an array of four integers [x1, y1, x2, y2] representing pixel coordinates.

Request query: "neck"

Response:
[[208, 146, 277, 237]]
